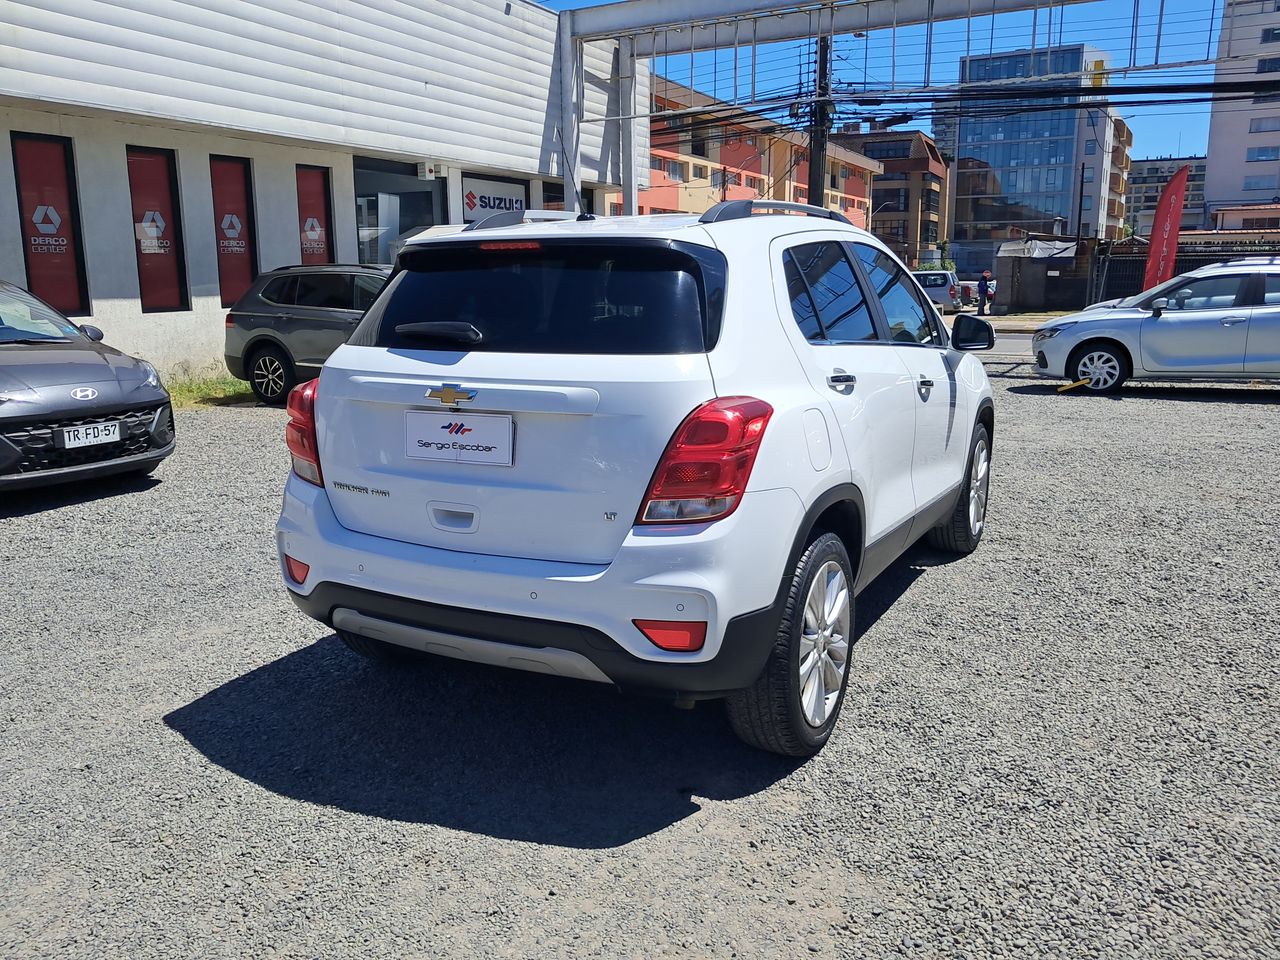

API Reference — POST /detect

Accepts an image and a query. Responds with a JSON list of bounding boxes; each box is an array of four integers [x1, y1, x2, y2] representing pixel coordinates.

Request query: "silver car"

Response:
[[1033, 258, 1280, 392], [225, 264, 390, 404], [913, 270, 963, 313]]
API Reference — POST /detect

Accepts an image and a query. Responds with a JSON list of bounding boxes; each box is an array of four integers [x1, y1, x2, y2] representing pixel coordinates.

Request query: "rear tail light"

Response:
[[284, 555, 310, 585], [638, 396, 773, 524], [225, 313, 235, 328], [949, 284, 957, 299], [634, 619, 707, 652], [285, 379, 323, 486]]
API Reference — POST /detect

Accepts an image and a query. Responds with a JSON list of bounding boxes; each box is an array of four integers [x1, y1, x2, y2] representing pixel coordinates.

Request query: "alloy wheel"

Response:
[[798, 560, 851, 728], [253, 355, 287, 400], [969, 438, 990, 536]]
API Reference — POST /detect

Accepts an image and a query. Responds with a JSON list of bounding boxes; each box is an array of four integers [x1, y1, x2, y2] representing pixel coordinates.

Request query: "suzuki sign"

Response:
[[461, 176, 527, 222]]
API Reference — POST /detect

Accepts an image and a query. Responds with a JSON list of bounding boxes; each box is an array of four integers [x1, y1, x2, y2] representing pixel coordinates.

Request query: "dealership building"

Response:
[[0, 0, 642, 372]]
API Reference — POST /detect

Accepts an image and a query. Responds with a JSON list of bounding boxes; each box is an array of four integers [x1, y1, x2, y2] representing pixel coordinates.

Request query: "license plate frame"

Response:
[[404, 410, 514, 466], [58, 421, 123, 449]]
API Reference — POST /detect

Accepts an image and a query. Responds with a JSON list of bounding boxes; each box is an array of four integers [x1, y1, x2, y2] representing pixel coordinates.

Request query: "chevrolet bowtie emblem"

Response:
[[426, 384, 477, 405]]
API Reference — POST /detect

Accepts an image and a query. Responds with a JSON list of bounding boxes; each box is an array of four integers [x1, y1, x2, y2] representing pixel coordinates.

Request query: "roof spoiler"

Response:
[[699, 200, 851, 225], [462, 210, 594, 232]]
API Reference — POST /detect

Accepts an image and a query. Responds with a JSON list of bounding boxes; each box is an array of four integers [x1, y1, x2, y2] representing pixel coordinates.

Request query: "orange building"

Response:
[[607, 79, 881, 226]]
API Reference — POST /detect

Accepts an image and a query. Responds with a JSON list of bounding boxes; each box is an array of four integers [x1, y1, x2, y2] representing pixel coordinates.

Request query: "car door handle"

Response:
[[826, 373, 857, 387], [1220, 316, 1248, 325], [918, 377, 935, 388]]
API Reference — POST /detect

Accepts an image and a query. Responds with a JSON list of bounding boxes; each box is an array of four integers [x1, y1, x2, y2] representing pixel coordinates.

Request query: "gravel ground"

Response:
[[2, 371, 1279, 959]]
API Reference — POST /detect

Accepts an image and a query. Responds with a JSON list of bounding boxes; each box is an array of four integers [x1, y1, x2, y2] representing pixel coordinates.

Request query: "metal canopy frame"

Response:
[[557, 0, 1096, 214]]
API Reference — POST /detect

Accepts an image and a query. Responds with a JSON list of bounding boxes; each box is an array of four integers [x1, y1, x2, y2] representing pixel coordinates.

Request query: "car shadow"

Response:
[[856, 541, 959, 636], [164, 636, 800, 849], [0, 472, 161, 518], [1006, 382, 1280, 403]]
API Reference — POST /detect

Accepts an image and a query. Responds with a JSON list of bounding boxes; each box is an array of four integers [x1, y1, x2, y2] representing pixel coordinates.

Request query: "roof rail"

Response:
[[462, 210, 593, 232], [699, 200, 852, 225]]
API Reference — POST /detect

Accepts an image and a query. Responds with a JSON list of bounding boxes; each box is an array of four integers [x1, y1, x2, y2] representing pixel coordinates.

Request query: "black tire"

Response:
[[726, 532, 855, 757], [1067, 341, 1130, 394], [247, 343, 296, 406], [339, 629, 418, 662], [928, 423, 991, 555]]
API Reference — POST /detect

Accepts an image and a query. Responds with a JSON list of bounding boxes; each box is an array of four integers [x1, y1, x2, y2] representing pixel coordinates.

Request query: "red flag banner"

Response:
[[1142, 164, 1190, 291]]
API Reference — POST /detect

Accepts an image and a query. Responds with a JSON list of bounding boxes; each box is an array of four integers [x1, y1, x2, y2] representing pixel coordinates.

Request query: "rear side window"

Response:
[[1266, 274, 1280, 305], [295, 273, 353, 309], [784, 243, 877, 343], [917, 274, 947, 288], [353, 241, 725, 354], [353, 273, 385, 311], [260, 275, 296, 305], [782, 253, 823, 341], [854, 245, 942, 346]]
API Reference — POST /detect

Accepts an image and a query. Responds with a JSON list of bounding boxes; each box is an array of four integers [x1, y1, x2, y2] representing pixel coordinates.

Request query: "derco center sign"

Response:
[[461, 176, 526, 222]]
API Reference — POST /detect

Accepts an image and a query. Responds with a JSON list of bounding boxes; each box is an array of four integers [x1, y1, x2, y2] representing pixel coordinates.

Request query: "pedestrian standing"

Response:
[[977, 269, 992, 316]]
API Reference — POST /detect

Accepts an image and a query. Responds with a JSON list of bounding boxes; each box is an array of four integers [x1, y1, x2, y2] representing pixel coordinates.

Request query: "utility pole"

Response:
[[807, 35, 831, 210], [1076, 161, 1086, 242]]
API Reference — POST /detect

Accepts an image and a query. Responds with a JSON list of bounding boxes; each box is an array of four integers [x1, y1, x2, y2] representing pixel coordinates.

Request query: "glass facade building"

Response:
[[941, 45, 1104, 275]]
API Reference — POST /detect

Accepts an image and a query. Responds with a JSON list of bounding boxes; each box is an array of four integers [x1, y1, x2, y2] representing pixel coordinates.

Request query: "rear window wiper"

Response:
[[393, 322, 483, 345]]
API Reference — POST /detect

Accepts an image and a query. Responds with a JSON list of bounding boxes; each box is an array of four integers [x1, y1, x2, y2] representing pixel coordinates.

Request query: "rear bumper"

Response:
[[290, 580, 781, 699], [224, 353, 247, 380], [276, 475, 803, 698]]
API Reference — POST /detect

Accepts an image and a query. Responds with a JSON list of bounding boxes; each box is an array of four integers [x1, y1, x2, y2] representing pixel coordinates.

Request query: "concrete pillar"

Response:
[[619, 36, 638, 216], [446, 166, 464, 224], [558, 12, 582, 214]]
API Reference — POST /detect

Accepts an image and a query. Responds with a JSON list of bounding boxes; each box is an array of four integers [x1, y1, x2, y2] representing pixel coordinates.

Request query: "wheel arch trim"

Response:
[[786, 484, 866, 597], [243, 334, 295, 369]]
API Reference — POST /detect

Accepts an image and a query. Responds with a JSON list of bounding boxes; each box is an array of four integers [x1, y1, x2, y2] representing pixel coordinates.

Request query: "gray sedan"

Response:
[[1033, 258, 1280, 392]]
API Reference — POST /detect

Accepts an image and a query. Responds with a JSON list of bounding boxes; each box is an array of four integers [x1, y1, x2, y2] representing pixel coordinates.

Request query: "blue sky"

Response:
[[543, 0, 1220, 159]]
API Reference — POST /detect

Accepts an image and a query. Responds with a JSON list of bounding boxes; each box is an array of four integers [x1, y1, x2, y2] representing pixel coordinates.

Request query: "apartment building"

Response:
[[1124, 157, 1208, 235], [831, 127, 950, 268], [938, 44, 1131, 274], [1204, 0, 1280, 218], [612, 79, 882, 226]]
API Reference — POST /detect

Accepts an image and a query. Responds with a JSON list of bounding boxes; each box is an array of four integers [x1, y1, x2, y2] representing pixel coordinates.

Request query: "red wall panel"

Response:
[[210, 156, 257, 307], [126, 147, 188, 312], [11, 134, 89, 315], [296, 166, 334, 264]]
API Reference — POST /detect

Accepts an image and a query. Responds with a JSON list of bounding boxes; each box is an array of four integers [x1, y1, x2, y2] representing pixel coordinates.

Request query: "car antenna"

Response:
[[554, 125, 595, 221]]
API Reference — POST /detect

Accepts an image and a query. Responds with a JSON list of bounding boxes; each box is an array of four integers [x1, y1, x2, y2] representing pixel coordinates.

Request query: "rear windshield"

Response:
[[350, 240, 725, 354]]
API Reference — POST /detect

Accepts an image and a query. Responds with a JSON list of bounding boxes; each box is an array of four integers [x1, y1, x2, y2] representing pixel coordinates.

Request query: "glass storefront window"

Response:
[[352, 156, 443, 265]]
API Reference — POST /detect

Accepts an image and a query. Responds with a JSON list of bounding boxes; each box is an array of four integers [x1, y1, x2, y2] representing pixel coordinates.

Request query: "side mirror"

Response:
[[951, 313, 995, 351], [79, 324, 105, 342], [1150, 297, 1168, 317]]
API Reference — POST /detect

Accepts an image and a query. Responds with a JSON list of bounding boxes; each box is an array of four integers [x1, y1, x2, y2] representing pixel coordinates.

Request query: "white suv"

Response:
[[276, 201, 996, 756]]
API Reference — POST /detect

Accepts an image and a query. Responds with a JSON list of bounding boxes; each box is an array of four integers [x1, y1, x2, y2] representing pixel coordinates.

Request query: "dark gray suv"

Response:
[[225, 264, 390, 403]]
